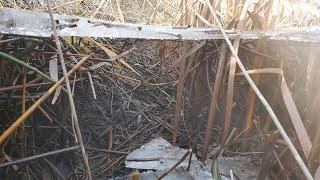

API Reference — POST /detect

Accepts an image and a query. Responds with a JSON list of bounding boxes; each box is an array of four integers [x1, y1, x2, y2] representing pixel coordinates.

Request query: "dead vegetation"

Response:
[[0, 0, 320, 179]]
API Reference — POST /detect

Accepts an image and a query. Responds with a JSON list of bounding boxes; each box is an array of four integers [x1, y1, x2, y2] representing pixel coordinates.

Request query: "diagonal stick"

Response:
[[45, 1, 92, 179]]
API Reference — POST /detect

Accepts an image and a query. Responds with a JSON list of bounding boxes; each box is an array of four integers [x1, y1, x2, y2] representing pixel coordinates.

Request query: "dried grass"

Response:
[[1, 0, 319, 29]]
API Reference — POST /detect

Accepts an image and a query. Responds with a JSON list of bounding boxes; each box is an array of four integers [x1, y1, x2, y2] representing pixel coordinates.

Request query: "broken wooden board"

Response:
[[125, 138, 197, 170], [125, 138, 258, 180], [1, 8, 320, 42], [0, 8, 231, 40]]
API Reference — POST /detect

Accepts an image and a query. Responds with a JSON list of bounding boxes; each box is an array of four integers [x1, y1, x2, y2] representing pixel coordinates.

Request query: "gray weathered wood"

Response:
[[1, 8, 320, 42]]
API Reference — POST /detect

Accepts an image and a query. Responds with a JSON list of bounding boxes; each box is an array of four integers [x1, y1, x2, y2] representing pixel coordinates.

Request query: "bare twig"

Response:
[[87, 71, 97, 99], [45, 1, 92, 179], [0, 146, 79, 168], [201, 43, 227, 161]]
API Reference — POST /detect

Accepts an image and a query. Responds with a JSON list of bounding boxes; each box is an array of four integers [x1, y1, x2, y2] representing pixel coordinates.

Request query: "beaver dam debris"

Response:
[[1, 0, 320, 179]]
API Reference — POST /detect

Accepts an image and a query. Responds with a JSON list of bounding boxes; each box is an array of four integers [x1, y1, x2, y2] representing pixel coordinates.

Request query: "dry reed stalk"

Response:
[[201, 43, 226, 161], [20, 61, 27, 158], [237, 67, 313, 159], [243, 0, 272, 138], [281, 77, 312, 158], [45, 1, 92, 179], [172, 43, 188, 146], [243, 45, 265, 137], [221, 37, 239, 144], [205, 1, 313, 178], [221, 0, 250, 144]]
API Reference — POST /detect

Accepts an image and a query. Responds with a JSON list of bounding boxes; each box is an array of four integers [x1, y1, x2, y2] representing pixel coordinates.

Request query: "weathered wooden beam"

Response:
[[1, 8, 320, 42]]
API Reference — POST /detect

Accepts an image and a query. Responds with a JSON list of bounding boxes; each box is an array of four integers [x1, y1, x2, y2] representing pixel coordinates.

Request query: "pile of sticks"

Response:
[[0, 5, 186, 178], [0, 1, 320, 179]]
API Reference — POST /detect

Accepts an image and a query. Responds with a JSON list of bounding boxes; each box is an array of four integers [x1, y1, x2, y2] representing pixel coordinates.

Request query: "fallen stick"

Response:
[[45, 1, 92, 179], [205, 0, 313, 179], [0, 146, 79, 168], [0, 54, 92, 144]]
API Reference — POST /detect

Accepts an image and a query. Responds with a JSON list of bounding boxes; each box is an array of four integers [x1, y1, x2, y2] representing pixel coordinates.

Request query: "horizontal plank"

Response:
[[1, 8, 320, 42]]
